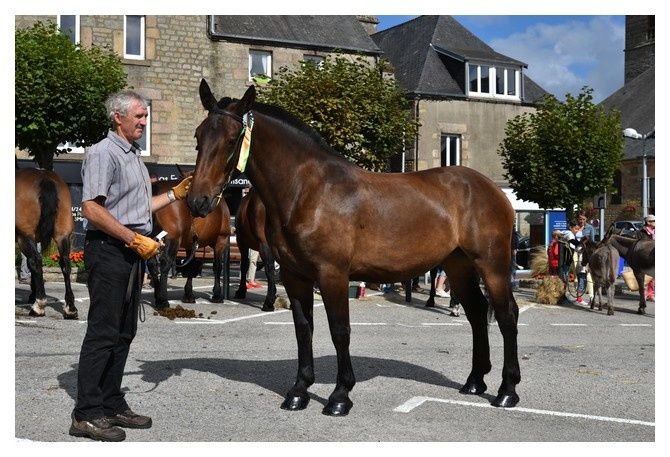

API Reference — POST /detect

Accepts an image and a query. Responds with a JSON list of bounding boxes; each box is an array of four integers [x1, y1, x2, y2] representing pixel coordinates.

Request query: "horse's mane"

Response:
[[219, 97, 345, 160]]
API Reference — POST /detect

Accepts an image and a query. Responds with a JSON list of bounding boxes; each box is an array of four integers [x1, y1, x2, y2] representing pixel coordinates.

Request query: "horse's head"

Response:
[[187, 79, 256, 217], [580, 236, 596, 266]]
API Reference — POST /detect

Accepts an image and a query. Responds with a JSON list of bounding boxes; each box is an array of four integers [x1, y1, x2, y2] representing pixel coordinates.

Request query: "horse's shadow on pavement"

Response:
[[58, 355, 495, 407]]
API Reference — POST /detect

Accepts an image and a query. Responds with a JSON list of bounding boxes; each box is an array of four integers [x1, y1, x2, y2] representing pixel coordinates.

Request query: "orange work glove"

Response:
[[126, 233, 160, 260], [171, 175, 193, 200]]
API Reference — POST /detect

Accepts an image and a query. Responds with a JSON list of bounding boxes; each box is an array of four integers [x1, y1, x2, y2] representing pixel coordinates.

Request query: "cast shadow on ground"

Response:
[[57, 354, 496, 408]]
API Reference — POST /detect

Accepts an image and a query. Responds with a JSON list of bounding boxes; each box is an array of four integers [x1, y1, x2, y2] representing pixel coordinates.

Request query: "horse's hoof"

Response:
[[181, 297, 195, 304], [154, 303, 170, 310], [322, 399, 353, 416], [637, 307, 646, 315], [607, 310, 614, 316], [459, 380, 487, 395], [425, 299, 435, 307], [261, 305, 275, 312], [28, 309, 45, 317], [280, 394, 309, 411], [210, 296, 223, 303], [63, 312, 79, 320], [492, 392, 520, 408]]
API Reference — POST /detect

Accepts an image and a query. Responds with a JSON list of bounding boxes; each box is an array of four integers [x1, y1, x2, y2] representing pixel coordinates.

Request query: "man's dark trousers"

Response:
[[73, 233, 140, 421]]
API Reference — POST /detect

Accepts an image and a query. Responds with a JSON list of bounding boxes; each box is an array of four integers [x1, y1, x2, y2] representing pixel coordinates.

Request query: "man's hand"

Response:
[[127, 233, 160, 260], [172, 175, 193, 200]]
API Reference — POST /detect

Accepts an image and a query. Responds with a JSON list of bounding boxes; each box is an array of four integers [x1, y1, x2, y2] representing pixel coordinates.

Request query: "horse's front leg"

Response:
[[635, 270, 647, 314], [280, 269, 315, 411], [57, 236, 78, 319], [425, 267, 438, 308], [319, 272, 356, 416]]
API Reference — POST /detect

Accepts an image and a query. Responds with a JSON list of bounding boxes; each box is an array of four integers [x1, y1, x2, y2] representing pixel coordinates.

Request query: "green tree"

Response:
[[257, 56, 418, 171], [15, 21, 127, 170], [499, 87, 624, 219]]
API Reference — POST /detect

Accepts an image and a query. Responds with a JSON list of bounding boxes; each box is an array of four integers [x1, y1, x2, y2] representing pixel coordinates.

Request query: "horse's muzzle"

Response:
[[186, 194, 215, 218]]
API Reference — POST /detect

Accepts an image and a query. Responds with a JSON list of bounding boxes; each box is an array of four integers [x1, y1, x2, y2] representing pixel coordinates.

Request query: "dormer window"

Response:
[[467, 63, 521, 101]]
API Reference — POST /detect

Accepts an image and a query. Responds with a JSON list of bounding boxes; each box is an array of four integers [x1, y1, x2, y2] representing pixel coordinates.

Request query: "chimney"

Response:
[[357, 15, 379, 35]]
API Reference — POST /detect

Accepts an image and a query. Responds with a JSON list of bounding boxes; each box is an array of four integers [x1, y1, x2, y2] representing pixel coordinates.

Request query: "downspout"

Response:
[[414, 97, 420, 171]]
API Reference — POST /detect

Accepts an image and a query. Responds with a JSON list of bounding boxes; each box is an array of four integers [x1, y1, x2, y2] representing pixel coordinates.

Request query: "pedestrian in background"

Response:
[[639, 214, 655, 301]]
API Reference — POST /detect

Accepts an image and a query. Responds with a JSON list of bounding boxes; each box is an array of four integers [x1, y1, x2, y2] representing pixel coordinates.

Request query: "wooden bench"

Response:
[[176, 241, 241, 263]]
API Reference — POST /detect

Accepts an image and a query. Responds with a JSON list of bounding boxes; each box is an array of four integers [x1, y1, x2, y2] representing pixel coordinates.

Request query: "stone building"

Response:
[[600, 15, 655, 222]]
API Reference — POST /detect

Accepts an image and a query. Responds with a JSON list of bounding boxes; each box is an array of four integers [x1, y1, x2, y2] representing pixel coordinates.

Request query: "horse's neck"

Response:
[[248, 113, 349, 216]]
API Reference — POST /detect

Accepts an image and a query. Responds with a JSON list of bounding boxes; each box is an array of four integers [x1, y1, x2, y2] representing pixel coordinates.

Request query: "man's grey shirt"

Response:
[[82, 130, 153, 234]]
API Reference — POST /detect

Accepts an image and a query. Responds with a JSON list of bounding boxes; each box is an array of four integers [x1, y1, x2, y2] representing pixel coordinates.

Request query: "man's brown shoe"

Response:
[[106, 409, 152, 429], [69, 415, 126, 441]]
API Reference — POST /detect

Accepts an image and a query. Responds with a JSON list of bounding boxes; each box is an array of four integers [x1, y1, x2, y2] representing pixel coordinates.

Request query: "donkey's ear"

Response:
[[238, 85, 256, 113], [199, 79, 218, 112]]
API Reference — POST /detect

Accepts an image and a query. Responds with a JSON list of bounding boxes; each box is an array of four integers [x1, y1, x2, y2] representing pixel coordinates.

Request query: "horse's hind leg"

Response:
[[318, 270, 356, 416], [635, 271, 647, 314], [425, 266, 438, 307], [280, 269, 316, 412], [56, 236, 78, 319], [211, 249, 224, 303], [18, 237, 48, 316], [474, 259, 520, 408], [260, 243, 276, 311], [234, 244, 249, 299], [446, 260, 491, 396]]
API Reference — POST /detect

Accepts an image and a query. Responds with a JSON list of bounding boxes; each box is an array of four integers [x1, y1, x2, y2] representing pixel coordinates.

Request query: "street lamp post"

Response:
[[623, 127, 655, 218]]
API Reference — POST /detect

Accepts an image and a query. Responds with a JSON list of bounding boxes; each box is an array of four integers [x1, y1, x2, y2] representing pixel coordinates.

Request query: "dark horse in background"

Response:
[[605, 233, 655, 315], [15, 168, 78, 319], [580, 237, 620, 315], [187, 80, 520, 415], [233, 187, 278, 312], [148, 173, 232, 309]]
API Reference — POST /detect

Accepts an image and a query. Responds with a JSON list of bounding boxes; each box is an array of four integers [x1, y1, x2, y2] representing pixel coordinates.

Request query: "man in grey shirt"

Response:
[[69, 90, 191, 442]]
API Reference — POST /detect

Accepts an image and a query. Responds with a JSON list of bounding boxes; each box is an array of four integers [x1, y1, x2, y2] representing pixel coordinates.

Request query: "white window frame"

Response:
[[124, 15, 145, 60], [61, 103, 151, 157], [248, 50, 272, 80], [467, 63, 520, 101], [58, 15, 80, 44], [440, 134, 461, 167]]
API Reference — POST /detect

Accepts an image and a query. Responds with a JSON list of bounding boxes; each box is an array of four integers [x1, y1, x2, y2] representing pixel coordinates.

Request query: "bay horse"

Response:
[[580, 237, 620, 315], [233, 187, 278, 312], [187, 80, 520, 415], [15, 168, 78, 319], [148, 176, 232, 309], [604, 234, 654, 314]]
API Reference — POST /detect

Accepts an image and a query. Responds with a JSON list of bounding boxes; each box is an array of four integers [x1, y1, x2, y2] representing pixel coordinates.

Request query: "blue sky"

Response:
[[376, 15, 626, 103]]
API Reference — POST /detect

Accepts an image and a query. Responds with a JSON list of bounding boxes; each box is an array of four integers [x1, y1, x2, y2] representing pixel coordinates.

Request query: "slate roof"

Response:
[[210, 16, 382, 55], [600, 66, 655, 160], [371, 15, 547, 103]]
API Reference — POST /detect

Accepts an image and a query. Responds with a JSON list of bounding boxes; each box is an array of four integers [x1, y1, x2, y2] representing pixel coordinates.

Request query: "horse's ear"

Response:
[[199, 79, 218, 112], [238, 85, 256, 114]]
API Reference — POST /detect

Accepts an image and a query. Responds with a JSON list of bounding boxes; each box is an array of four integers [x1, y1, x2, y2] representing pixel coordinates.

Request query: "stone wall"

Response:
[[415, 98, 536, 182]]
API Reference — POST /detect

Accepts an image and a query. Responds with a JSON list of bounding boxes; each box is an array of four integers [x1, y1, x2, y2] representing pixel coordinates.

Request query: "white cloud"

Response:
[[490, 16, 625, 103]]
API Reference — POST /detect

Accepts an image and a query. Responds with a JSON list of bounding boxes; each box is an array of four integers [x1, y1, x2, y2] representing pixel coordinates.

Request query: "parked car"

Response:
[[515, 236, 530, 270], [613, 220, 643, 234]]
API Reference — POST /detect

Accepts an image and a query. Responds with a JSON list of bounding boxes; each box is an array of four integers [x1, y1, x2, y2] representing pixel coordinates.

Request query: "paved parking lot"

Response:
[[14, 271, 655, 442]]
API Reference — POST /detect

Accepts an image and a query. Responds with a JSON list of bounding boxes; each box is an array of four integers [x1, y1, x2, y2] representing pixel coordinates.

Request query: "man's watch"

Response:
[[167, 189, 176, 202]]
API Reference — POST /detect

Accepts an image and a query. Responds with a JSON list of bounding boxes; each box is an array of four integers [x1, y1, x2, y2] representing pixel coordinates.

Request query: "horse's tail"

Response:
[[178, 235, 199, 267], [37, 176, 59, 245]]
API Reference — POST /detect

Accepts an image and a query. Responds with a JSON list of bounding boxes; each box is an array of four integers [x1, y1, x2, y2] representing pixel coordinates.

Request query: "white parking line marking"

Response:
[[351, 323, 387, 326], [422, 323, 463, 326], [394, 396, 655, 427], [264, 322, 294, 325]]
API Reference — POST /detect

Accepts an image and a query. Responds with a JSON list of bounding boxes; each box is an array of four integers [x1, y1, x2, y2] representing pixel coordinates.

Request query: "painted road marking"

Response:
[[550, 323, 587, 326], [422, 322, 463, 326], [394, 396, 654, 427], [620, 324, 653, 327]]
